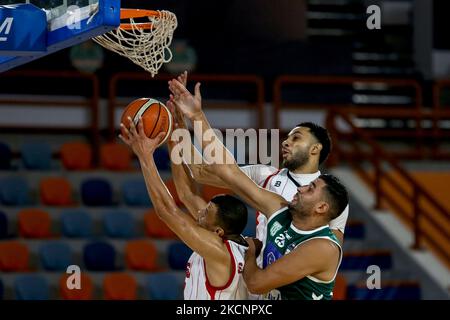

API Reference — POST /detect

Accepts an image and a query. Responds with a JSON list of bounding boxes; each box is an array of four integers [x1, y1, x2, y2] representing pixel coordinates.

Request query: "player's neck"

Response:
[[291, 214, 326, 231], [290, 161, 319, 175]]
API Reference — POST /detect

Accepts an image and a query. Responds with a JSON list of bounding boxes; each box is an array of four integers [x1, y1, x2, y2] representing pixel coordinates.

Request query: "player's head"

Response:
[[197, 194, 248, 237], [281, 122, 331, 170], [289, 174, 348, 223]]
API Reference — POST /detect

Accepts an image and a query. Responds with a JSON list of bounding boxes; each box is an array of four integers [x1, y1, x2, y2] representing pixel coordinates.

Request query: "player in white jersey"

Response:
[[120, 75, 250, 300], [240, 123, 349, 265]]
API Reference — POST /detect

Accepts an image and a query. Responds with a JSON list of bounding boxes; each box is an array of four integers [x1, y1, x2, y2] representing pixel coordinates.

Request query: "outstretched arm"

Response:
[[168, 80, 287, 217], [243, 238, 341, 295], [119, 117, 227, 263], [167, 73, 207, 218]]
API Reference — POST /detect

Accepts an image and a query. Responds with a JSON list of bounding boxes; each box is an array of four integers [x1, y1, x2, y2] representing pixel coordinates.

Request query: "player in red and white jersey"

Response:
[[120, 73, 250, 300], [121, 114, 250, 300], [184, 238, 248, 300]]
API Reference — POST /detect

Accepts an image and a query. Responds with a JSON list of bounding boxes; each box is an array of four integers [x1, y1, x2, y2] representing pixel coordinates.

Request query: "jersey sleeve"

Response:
[[240, 165, 279, 186], [329, 203, 349, 233]]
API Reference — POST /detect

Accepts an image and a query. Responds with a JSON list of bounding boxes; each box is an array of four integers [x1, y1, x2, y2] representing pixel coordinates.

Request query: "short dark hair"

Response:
[[211, 194, 248, 235], [297, 122, 331, 165], [319, 174, 348, 220]]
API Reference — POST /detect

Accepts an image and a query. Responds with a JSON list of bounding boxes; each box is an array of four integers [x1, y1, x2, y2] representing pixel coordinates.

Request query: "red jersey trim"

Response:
[[203, 241, 236, 300]]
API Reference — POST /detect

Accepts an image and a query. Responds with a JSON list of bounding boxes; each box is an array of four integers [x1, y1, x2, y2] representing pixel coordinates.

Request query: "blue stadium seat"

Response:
[[81, 178, 113, 206], [154, 147, 170, 171], [122, 179, 152, 207], [147, 273, 183, 300], [103, 210, 135, 238], [83, 241, 116, 271], [60, 209, 93, 238], [347, 282, 421, 300], [0, 176, 30, 205], [0, 211, 8, 238], [168, 242, 192, 270], [39, 242, 73, 271], [0, 142, 12, 170], [242, 209, 256, 237], [21, 142, 52, 170], [14, 275, 50, 300], [341, 251, 392, 270]]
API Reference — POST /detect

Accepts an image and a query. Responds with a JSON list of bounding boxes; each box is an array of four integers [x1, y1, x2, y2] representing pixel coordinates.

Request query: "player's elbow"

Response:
[[245, 278, 267, 295], [244, 273, 266, 294]]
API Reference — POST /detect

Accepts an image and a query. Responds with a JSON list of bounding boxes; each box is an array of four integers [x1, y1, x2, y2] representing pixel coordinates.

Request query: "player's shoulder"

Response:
[[240, 164, 281, 181]]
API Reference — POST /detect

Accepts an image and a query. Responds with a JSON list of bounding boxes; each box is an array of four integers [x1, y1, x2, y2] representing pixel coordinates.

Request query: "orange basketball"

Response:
[[121, 98, 173, 146]]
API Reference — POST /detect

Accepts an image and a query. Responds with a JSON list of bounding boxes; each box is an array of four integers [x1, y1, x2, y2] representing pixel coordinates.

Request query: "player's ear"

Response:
[[310, 143, 322, 156], [215, 227, 225, 238], [315, 201, 329, 215]]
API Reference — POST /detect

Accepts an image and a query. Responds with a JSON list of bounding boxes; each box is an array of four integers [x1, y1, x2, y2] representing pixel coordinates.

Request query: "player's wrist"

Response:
[[189, 110, 204, 121]]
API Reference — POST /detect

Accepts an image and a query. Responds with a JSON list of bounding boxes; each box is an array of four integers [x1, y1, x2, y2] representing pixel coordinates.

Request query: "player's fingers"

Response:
[[167, 99, 175, 114], [137, 117, 146, 138], [155, 132, 166, 145], [118, 134, 129, 145], [128, 116, 138, 137], [168, 81, 178, 96], [120, 123, 130, 138], [194, 82, 202, 99], [173, 79, 189, 94]]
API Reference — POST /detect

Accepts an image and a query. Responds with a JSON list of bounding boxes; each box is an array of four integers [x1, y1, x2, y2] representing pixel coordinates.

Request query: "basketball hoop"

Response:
[[93, 9, 177, 77]]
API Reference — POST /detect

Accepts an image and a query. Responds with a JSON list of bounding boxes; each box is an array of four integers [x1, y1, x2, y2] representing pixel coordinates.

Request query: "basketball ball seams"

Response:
[[157, 103, 173, 146], [121, 98, 172, 147], [133, 98, 159, 125], [148, 103, 162, 138]]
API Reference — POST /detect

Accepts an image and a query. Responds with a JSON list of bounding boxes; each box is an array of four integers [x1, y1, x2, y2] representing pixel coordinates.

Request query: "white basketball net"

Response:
[[93, 10, 178, 77]]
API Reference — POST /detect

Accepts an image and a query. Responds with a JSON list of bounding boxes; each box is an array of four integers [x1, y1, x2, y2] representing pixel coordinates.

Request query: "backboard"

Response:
[[0, 0, 120, 72]]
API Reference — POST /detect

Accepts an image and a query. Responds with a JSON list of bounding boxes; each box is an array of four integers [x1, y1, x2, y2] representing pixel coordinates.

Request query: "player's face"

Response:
[[197, 202, 220, 231], [289, 178, 326, 215], [281, 127, 315, 170]]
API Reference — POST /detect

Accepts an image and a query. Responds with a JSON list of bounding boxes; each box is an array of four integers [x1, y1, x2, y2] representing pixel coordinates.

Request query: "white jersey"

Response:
[[240, 165, 349, 267], [184, 240, 249, 300]]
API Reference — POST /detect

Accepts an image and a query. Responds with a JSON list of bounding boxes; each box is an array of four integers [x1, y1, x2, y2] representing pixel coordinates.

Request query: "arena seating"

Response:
[[0, 140, 426, 300], [0, 176, 31, 206], [103, 209, 136, 239], [0, 142, 12, 170], [60, 142, 93, 170], [21, 142, 52, 170], [14, 275, 50, 300], [103, 273, 137, 300]]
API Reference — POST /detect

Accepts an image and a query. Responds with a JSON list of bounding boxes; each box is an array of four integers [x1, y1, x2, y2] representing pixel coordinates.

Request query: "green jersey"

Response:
[[262, 207, 342, 300]]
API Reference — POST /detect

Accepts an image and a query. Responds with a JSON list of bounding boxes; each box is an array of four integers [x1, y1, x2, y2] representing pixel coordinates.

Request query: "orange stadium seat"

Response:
[[144, 208, 177, 239], [60, 273, 93, 300], [333, 274, 348, 300], [60, 142, 92, 170], [202, 185, 233, 202], [0, 241, 29, 271], [103, 273, 137, 300], [125, 240, 159, 271], [100, 142, 132, 171], [40, 177, 73, 206], [18, 209, 51, 238]]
